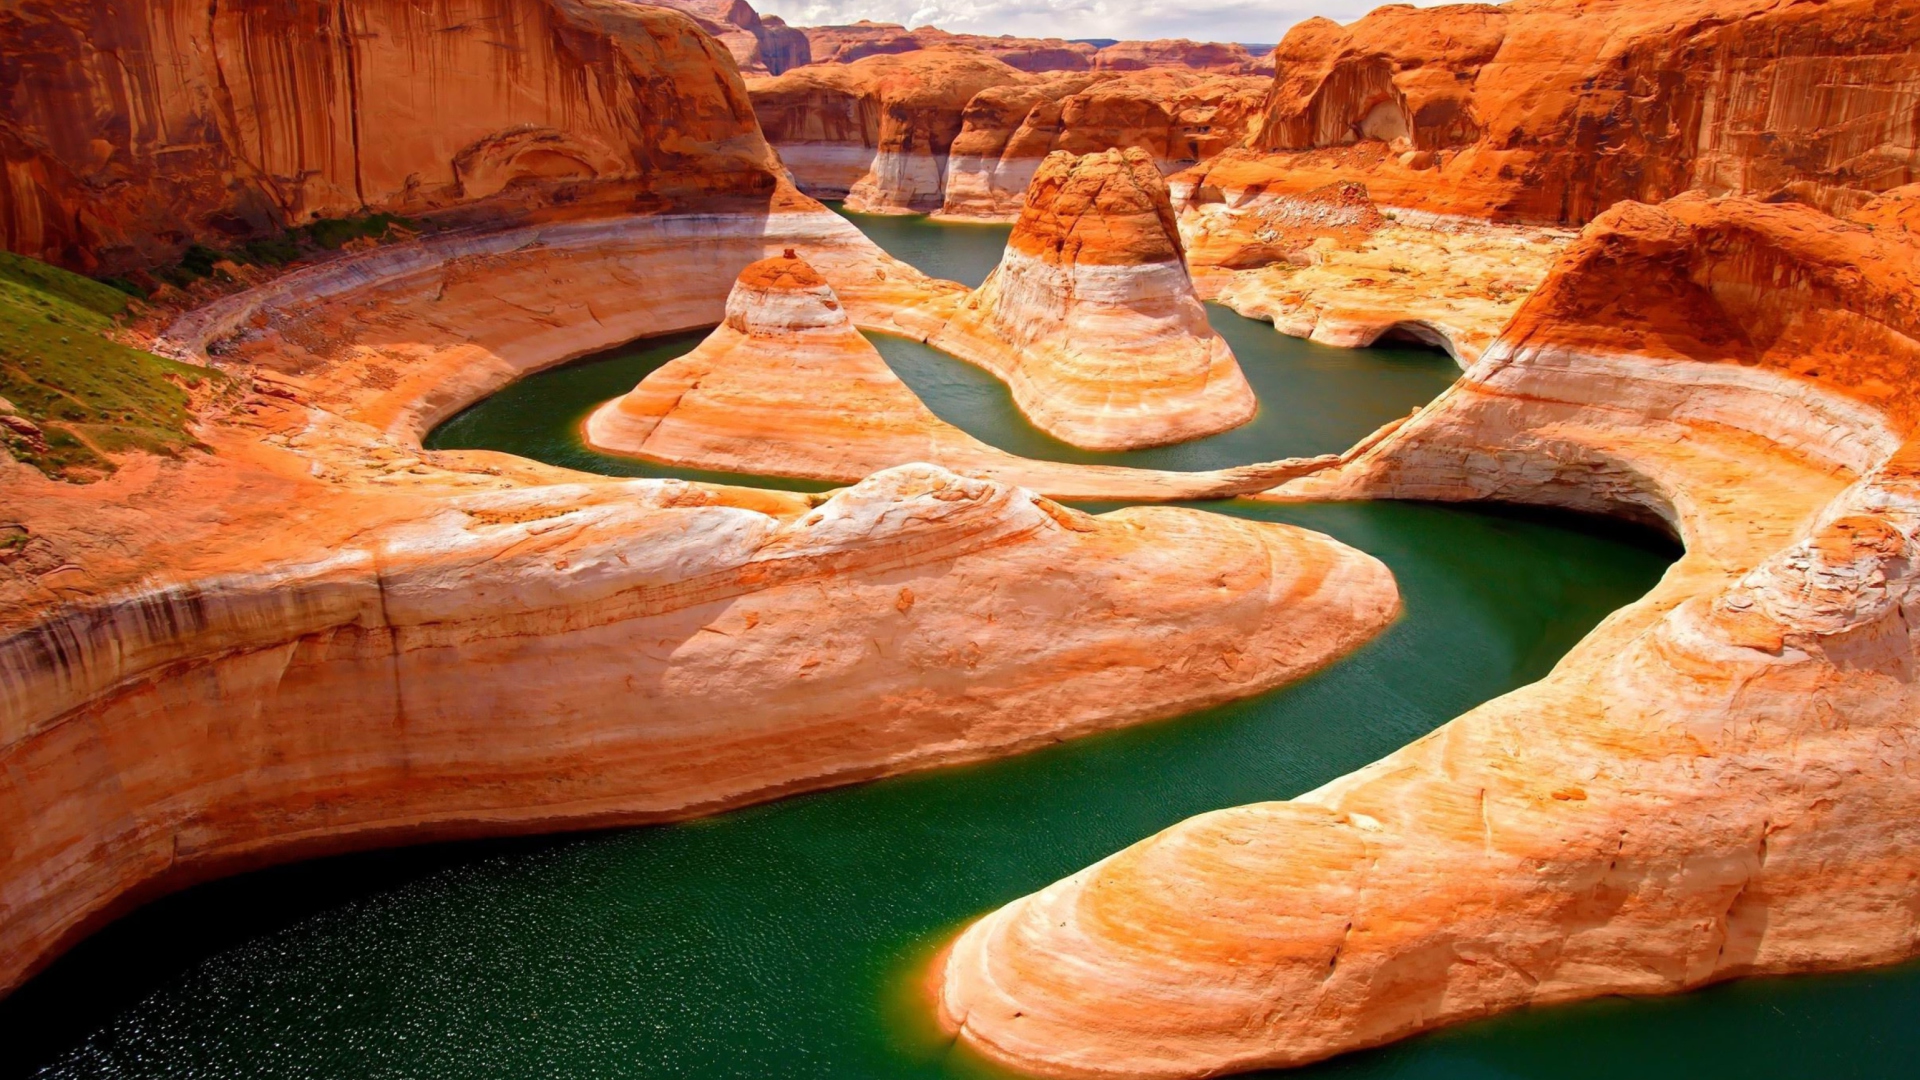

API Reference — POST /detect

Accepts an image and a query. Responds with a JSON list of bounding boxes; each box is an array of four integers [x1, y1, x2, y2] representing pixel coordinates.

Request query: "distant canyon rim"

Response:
[[2, 0, 1919, 1078]]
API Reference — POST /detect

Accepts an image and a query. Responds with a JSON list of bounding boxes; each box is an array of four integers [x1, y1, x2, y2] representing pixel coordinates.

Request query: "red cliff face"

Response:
[[941, 70, 1271, 219], [1504, 192, 1920, 429], [1248, 0, 1920, 223], [0, 0, 782, 272], [646, 0, 811, 75], [802, 22, 1098, 72], [1093, 39, 1259, 73], [749, 48, 1027, 211]]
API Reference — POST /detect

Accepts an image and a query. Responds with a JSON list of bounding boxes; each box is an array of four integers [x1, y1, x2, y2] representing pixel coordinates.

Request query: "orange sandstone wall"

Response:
[[942, 70, 1271, 218], [749, 48, 1027, 210], [803, 22, 1099, 72], [645, 0, 812, 75], [1251, 0, 1920, 223], [0, 0, 781, 272]]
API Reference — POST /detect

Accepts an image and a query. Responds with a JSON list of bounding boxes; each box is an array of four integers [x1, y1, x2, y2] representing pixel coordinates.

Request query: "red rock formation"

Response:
[[748, 49, 1027, 211], [932, 148, 1256, 449], [1241, 0, 1920, 224], [802, 20, 927, 64], [0, 190, 1404, 998], [0, 0, 782, 273], [646, 0, 811, 74], [801, 22, 1098, 72], [1093, 39, 1257, 73], [941, 70, 1271, 219], [937, 191, 1920, 1078], [584, 251, 1332, 499]]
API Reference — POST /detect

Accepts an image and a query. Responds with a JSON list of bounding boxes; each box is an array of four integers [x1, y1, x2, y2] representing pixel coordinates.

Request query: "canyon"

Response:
[[5, 0, 1920, 1076], [937, 189, 1920, 1077]]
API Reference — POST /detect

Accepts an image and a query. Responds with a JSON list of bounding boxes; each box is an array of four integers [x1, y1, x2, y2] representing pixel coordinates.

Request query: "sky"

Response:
[[756, 0, 1407, 46]]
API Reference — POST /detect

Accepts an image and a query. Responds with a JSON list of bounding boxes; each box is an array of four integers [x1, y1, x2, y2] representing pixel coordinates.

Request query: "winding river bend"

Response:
[[3, 210, 1913, 1080]]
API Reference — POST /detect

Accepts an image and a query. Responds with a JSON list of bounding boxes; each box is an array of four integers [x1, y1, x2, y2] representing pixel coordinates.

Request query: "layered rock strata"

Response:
[[931, 148, 1256, 450], [1238, 0, 1919, 224], [939, 71, 1272, 221], [585, 252, 1327, 499], [802, 22, 1099, 72], [1092, 39, 1258, 73], [748, 49, 1026, 210], [936, 192, 1920, 1078], [0, 193, 1402, 999], [1175, 175, 1575, 364], [647, 0, 811, 74], [0, 0, 782, 272]]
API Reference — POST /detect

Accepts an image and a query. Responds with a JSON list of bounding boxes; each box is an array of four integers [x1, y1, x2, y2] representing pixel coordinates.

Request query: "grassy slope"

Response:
[[0, 251, 221, 481]]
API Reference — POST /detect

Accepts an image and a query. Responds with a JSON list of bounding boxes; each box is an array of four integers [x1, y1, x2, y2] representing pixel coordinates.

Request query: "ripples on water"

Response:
[[5, 208, 1913, 1080]]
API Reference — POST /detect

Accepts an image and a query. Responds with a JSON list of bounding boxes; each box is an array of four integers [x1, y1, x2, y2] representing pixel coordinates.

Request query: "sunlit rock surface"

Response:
[[1174, 173, 1576, 364], [801, 21, 1100, 72], [1092, 39, 1261, 73], [585, 252, 1332, 498], [0, 189, 1395, 998], [1236, 0, 1918, 223], [646, 0, 812, 74], [748, 49, 1028, 211], [0, 0, 783, 273], [938, 70, 1272, 221], [936, 191, 1920, 1079], [932, 148, 1256, 450]]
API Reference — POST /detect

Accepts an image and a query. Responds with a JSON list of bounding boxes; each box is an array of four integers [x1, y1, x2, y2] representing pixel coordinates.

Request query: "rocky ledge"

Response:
[[935, 189, 1920, 1078], [931, 147, 1256, 450]]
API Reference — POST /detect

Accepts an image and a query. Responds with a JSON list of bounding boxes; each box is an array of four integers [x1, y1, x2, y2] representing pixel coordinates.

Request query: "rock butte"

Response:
[[0, 0, 1402, 997], [936, 189, 1920, 1078], [585, 252, 1328, 498], [933, 147, 1258, 450]]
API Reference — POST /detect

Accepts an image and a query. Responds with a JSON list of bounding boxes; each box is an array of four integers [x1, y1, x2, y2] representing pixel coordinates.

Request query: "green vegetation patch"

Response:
[[0, 253, 222, 482], [151, 212, 420, 289]]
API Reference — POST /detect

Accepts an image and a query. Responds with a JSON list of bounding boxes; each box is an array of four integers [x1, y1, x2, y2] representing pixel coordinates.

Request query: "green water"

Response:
[[829, 203, 1013, 288], [7, 212, 1915, 1080]]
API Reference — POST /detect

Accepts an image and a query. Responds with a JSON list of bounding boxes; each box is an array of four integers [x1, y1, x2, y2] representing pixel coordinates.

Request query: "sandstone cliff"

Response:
[[940, 70, 1271, 220], [937, 191, 1920, 1077], [646, 0, 811, 74], [0, 0, 782, 273], [584, 251, 1329, 498], [749, 49, 1027, 210], [1236, 0, 1919, 224], [803, 22, 1099, 72], [931, 148, 1256, 449], [1093, 39, 1258, 73]]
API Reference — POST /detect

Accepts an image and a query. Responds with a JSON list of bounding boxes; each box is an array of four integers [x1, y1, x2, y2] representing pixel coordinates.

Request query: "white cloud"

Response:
[[759, 0, 1405, 45]]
